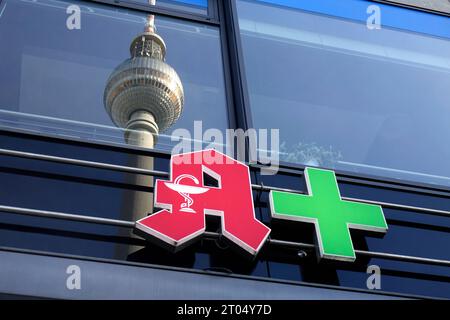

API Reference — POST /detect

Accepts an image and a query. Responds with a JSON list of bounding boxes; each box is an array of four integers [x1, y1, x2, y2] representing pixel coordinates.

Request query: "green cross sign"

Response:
[[269, 167, 388, 262]]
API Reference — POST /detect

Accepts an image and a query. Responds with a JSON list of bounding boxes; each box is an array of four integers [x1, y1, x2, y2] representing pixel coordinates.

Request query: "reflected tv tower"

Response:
[[104, 0, 184, 149], [103, 0, 184, 257]]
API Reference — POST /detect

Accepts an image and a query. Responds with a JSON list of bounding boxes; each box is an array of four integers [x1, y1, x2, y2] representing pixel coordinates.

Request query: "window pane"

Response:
[[237, 0, 450, 187], [126, 0, 208, 16], [0, 0, 228, 151]]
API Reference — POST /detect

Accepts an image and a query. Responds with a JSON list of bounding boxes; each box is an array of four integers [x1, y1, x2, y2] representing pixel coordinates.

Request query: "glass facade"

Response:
[[0, 0, 228, 151], [0, 0, 449, 299], [237, 0, 450, 187]]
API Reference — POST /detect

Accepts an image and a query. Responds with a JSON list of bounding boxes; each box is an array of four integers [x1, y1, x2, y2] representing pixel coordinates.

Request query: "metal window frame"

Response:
[[218, 0, 253, 131]]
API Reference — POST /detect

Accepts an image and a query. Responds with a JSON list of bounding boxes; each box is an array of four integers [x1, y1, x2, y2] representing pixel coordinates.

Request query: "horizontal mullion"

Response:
[[0, 205, 134, 228], [0, 148, 169, 178]]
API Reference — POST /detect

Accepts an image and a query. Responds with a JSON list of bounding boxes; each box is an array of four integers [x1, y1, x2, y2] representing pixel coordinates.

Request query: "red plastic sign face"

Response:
[[135, 149, 271, 256]]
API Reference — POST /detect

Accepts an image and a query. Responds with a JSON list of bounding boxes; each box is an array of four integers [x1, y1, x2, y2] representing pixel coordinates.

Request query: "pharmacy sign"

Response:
[[270, 167, 388, 262], [135, 150, 388, 262]]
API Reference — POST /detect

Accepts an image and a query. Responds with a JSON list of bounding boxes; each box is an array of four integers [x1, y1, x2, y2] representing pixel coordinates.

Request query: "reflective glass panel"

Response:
[[237, 0, 450, 187], [0, 0, 228, 151]]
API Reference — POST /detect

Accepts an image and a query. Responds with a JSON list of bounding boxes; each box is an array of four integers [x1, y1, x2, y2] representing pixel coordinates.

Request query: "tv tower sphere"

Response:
[[104, 14, 184, 141]]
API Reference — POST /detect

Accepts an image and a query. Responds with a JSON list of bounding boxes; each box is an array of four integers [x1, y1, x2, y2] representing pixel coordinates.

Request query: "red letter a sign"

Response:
[[135, 149, 271, 256]]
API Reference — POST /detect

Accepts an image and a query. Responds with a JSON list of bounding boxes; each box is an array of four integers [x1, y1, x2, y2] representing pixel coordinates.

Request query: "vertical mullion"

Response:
[[217, 0, 253, 132], [217, 0, 254, 162]]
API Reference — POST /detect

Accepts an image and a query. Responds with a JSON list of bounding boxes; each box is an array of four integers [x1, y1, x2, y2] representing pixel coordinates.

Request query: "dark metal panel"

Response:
[[0, 249, 408, 299]]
